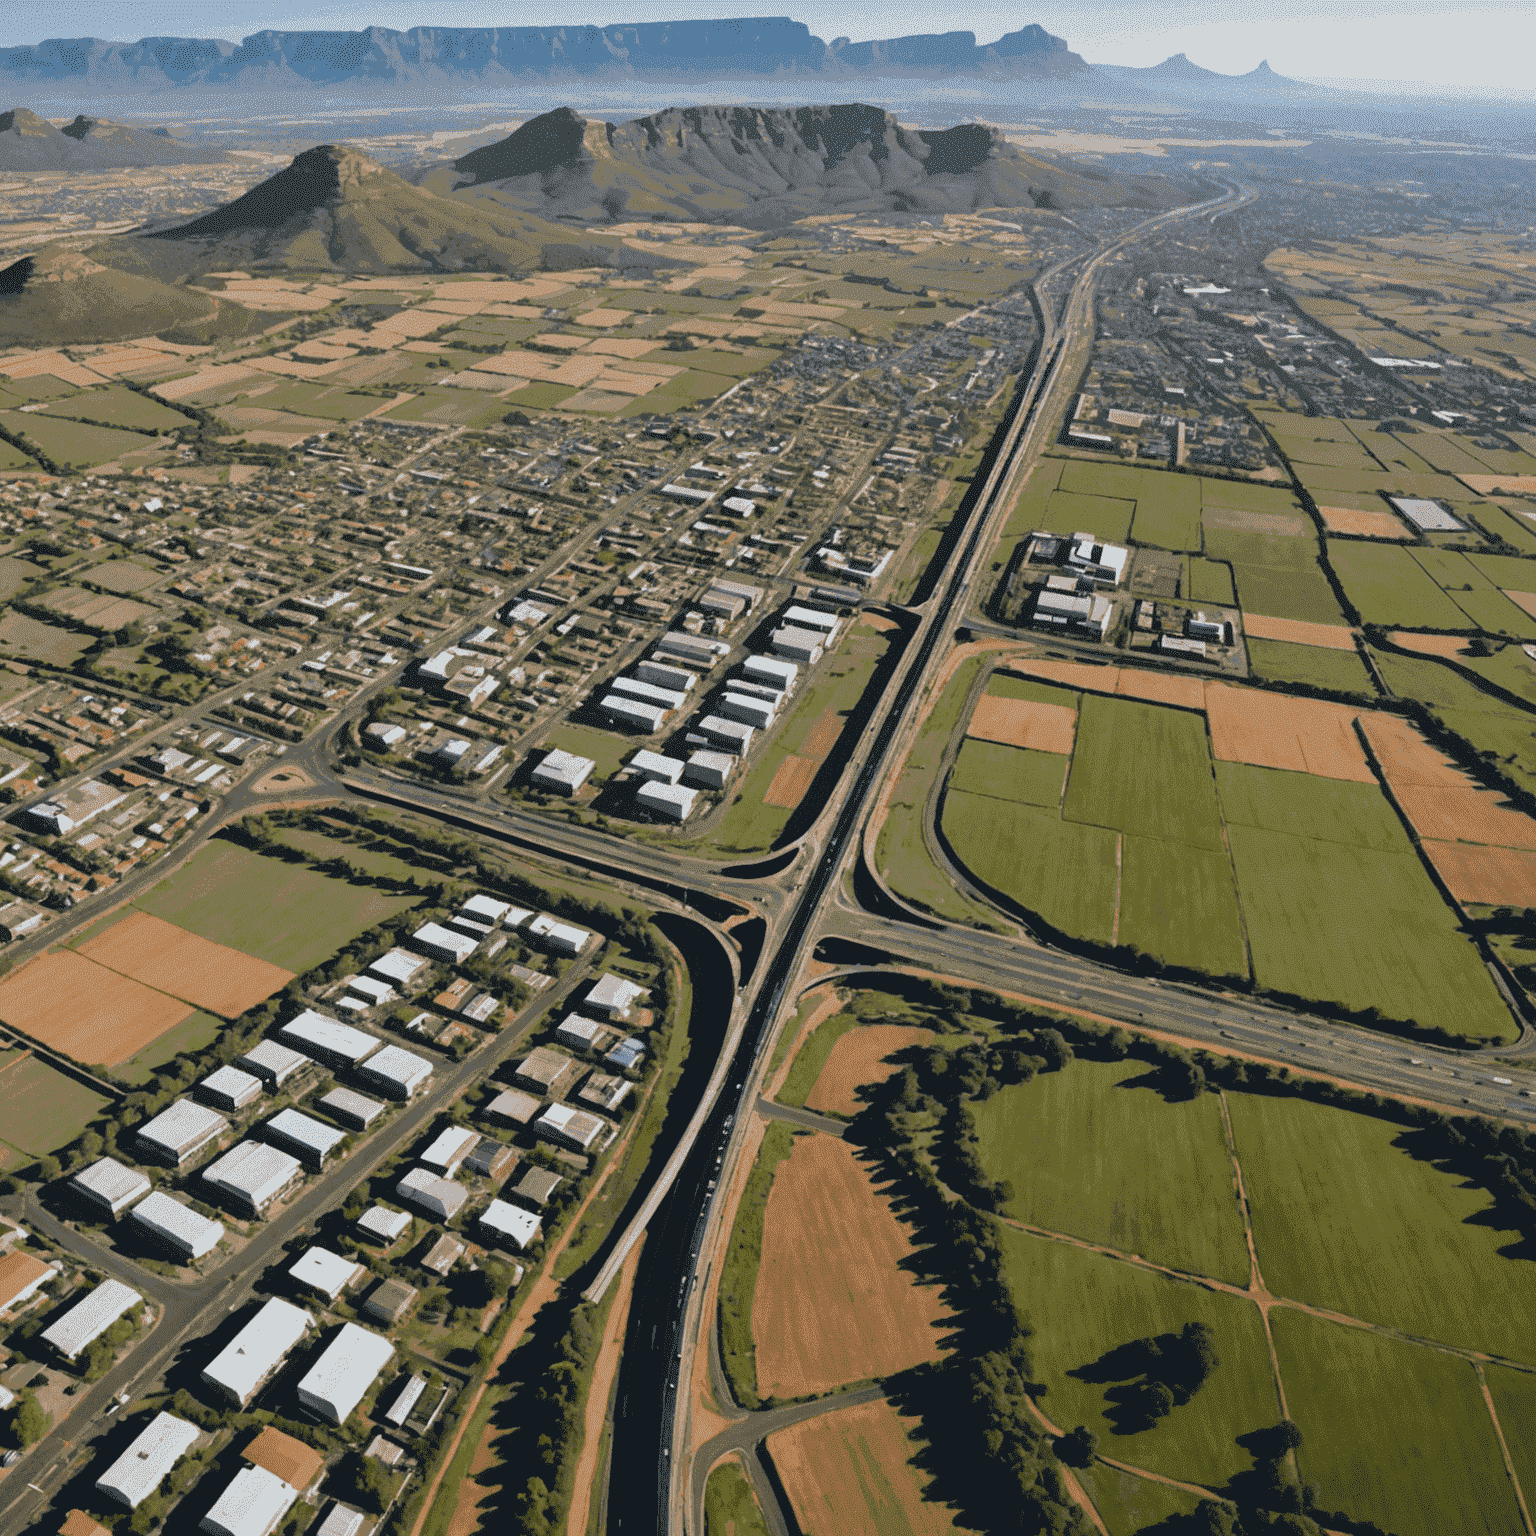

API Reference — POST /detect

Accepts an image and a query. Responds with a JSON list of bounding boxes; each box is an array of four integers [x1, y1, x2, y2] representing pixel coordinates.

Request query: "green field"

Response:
[[775, 1010, 859, 1109], [949, 738, 1066, 808], [1329, 541, 1482, 630], [0, 439, 38, 470], [0, 1057, 111, 1157], [1486, 1364, 1536, 1517], [1117, 836, 1247, 977], [1229, 1094, 1536, 1363], [1214, 762, 1404, 848], [1203, 518, 1346, 625], [998, 1228, 1279, 1486], [36, 385, 188, 433], [132, 836, 418, 973], [1073, 1465, 1205, 1536], [975, 1057, 1250, 1285], [703, 1461, 771, 1536], [1188, 557, 1238, 604], [114, 1010, 222, 1086], [1272, 1312, 1521, 1536], [0, 410, 158, 468], [1245, 636, 1376, 695], [0, 612, 92, 664]]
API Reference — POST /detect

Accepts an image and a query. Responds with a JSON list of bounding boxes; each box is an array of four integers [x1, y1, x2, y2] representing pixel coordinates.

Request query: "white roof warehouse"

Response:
[[202, 1298, 313, 1407], [130, 1191, 225, 1261], [278, 1010, 380, 1068], [42, 1278, 142, 1361], [94, 1412, 200, 1508], [296, 1322, 394, 1425]]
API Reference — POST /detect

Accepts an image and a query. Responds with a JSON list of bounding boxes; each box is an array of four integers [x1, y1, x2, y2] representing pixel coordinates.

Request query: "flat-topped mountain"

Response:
[[423, 103, 1172, 226], [0, 106, 225, 169]]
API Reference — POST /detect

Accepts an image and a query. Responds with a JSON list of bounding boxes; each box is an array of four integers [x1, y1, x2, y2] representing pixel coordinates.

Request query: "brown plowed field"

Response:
[[806, 1025, 935, 1117], [1203, 684, 1372, 782], [0, 950, 190, 1067], [1113, 669, 1207, 710], [1244, 613, 1359, 651], [764, 753, 819, 809], [967, 694, 1076, 753], [1008, 658, 1120, 694], [1423, 841, 1536, 906], [1459, 474, 1536, 497], [1316, 503, 1410, 537], [754, 1135, 953, 1398], [803, 708, 845, 758], [1392, 784, 1536, 850], [1358, 713, 1470, 787], [78, 911, 295, 1018], [1503, 591, 1536, 621], [766, 1397, 959, 1536], [1389, 631, 1471, 657]]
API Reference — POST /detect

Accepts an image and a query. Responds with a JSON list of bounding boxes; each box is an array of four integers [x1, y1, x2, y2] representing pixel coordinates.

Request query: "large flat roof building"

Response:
[[478, 1200, 541, 1251], [199, 1465, 297, 1536], [527, 914, 590, 955], [368, 947, 431, 990], [696, 715, 754, 755], [598, 693, 669, 733], [70, 1157, 150, 1217], [534, 1102, 606, 1154], [683, 749, 734, 789], [242, 1428, 324, 1497], [94, 1413, 199, 1508], [296, 1323, 394, 1425], [263, 1109, 346, 1170], [411, 922, 478, 965], [136, 1099, 229, 1167], [637, 780, 699, 821], [628, 749, 684, 786], [289, 1247, 366, 1303], [530, 748, 595, 796], [130, 1191, 224, 1261], [197, 1066, 262, 1113], [319, 1087, 386, 1130], [420, 1125, 478, 1177], [359, 1044, 433, 1100], [279, 1011, 380, 1068], [201, 1299, 312, 1407], [201, 1141, 302, 1217], [396, 1168, 467, 1221], [42, 1278, 141, 1361], [511, 1046, 578, 1097], [237, 1039, 308, 1088], [768, 625, 824, 664], [356, 1206, 411, 1245], [486, 1087, 542, 1126], [742, 654, 798, 691], [585, 974, 646, 1020], [0, 1250, 55, 1315]]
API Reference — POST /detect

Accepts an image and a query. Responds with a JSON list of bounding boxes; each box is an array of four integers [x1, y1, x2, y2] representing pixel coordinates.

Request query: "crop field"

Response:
[[0, 440, 38, 470], [0, 1055, 112, 1157], [1331, 541, 1535, 633], [84, 557, 164, 595], [1117, 837, 1247, 976], [1486, 1365, 1536, 1515], [803, 1024, 935, 1118], [115, 1010, 222, 1086], [997, 1227, 1278, 1486], [1202, 511, 1347, 625], [1245, 636, 1376, 694], [965, 693, 1076, 753], [0, 611, 92, 663], [35, 384, 189, 432], [753, 1133, 953, 1398], [132, 836, 418, 974], [75, 911, 295, 1019], [1229, 1094, 1536, 1362], [974, 1057, 1250, 1284], [765, 1398, 958, 1536], [1270, 1312, 1521, 1536], [950, 738, 1066, 807], [0, 410, 154, 468]]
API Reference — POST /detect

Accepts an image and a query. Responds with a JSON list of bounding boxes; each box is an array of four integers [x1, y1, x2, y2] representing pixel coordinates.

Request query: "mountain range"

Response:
[[0, 105, 226, 169]]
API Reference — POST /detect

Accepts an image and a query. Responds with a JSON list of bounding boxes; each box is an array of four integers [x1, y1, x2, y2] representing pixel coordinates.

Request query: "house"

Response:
[[0, 1250, 54, 1316], [94, 1413, 200, 1508], [363, 1279, 418, 1326], [296, 1323, 394, 1425], [237, 1039, 308, 1088], [478, 1200, 541, 1250], [130, 1191, 225, 1261], [359, 1044, 433, 1100], [43, 1279, 141, 1360], [69, 1157, 149, 1218], [0, 900, 43, 941], [585, 974, 645, 1020], [201, 1142, 303, 1217], [527, 913, 590, 955], [315, 1508, 365, 1536], [534, 1103, 606, 1154], [201, 1299, 312, 1407], [136, 1099, 229, 1167], [263, 1109, 346, 1170], [197, 1066, 262, 1113], [289, 1247, 366, 1303], [511, 1046, 577, 1097], [396, 1168, 467, 1220], [59, 1512, 109, 1536]]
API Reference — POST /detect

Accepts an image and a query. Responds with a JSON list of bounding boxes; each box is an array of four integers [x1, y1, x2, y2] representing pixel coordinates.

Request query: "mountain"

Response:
[[95, 143, 671, 280], [0, 105, 225, 169], [1096, 54, 1321, 100], [0, 244, 241, 346], [422, 103, 1172, 227], [0, 21, 1086, 92]]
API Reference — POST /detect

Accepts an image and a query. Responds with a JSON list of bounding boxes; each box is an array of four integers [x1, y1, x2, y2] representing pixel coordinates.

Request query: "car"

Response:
[[1, 1450, 20, 1468], [1493, 1076, 1513, 1086]]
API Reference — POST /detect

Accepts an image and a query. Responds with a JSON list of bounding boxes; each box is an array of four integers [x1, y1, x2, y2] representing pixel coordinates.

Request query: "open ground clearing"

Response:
[[114, 1009, 222, 1086], [974, 1057, 1250, 1285], [1073, 1464, 1205, 1535], [703, 1460, 771, 1536], [0, 1055, 112, 1156], [754, 1133, 954, 1399], [75, 910, 294, 1018], [765, 1397, 959, 1536], [804, 1024, 936, 1118]]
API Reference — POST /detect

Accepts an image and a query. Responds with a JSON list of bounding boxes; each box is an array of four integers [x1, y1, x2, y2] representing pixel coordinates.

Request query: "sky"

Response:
[[3, 1, 1534, 92]]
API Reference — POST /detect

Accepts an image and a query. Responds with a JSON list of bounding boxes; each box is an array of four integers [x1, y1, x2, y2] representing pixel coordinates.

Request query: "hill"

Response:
[[424, 104, 1174, 227], [101, 143, 664, 280], [1096, 54, 1322, 101], [0, 106, 226, 170]]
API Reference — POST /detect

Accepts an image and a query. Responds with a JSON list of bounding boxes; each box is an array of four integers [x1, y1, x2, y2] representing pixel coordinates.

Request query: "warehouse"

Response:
[[0, 1250, 55, 1316], [420, 1125, 478, 1176], [637, 780, 700, 821], [279, 1011, 380, 1069], [534, 1102, 606, 1154], [359, 1044, 433, 1100], [197, 1066, 262, 1113], [479, 1200, 541, 1251], [598, 693, 669, 732], [696, 715, 754, 755], [355, 1206, 410, 1245], [346, 976, 395, 1008], [94, 1413, 200, 1508], [464, 893, 524, 927], [368, 948, 430, 990], [201, 1141, 303, 1217], [782, 604, 841, 638], [511, 1167, 564, 1207], [363, 1279, 418, 1327], [70, 1157, 150, 1218], [634, 659, 697, 693], [683, 749, 734, 789], [237, 1039, 307, 1089], [555, 1015, 604, 1053], [136, 1099, 229, 1167], [297, 1322, 394, 1425], [512, 1045, 578, 1097], [486, 1087, 542, 1126], [1065, 532, 1130, 585], [315, 1508, 365, 1536], [769, 624, 824, 664], [529, 748, 594, 796], [289, 1247, 366, 1303], [742, 654, 798, 692], [396, 1168, 467, 1220], [383, 1374, 428, 1429], [319, 1087, 385, 1130], [628, 749, 684, 785], [585, 973, 646, 1020], [527, 913, 590, 955], [410, 921, 479, 965], [201, 1298, 312, 1407], [464, 1136, 517, 1180], [130, 1191, 225, 1261], [264, 1109, 347, 1170], [720, 692, 776, 730], [199, 1466, 296, 1536], [242, 1428, 324, 1497], [43, 1278, 142, 1361], [606, 1037, 647, 1072], [420, 1234, 465, 1276], [654, 631, 728, 669], [611, 675, 688, 710], [577, 1072, 634, 1116]]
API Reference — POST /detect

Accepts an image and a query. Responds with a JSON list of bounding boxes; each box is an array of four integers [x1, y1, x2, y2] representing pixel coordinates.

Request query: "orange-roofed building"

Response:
[[241, 1427, 325, 1495]]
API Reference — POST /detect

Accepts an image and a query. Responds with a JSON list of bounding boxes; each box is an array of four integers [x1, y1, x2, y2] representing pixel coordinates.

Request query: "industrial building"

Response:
[[199, 1466, 296, 1536], [742, 654, 798, 692], [527, 913, 590, 955], [511, 1167, 564, 1207], [696, 715, 754, 754], [655, 631, 728, 670], [530, 748, 595, 795], [420, 1234, 466, 1276], [363, 1279, 418, 1326], [242, 1428, 324, 1498], [264, 1109, 347, 1170], [420, 1125, 478, 1176], [1064, 532, 1130, 585], [585, 974, 646, 1019], [237, 1039, 307, 1089], [289, 1247, 366, 1303], [684, 749, 734, 789], [769, 625, 824, 664], [383, 1375, 428, 1429], [720, 692, 776, 730], [634, 659, 697, 693], [411, 921, 479, 965], [43, 1278, 142, 1361], [0, 1250, 55, 1315], [555, 1015, 604, 1053], [296, 1322, 394, 1425], [278, 1011, 380, 1069], [356, 1206, 411, 1245], [534, 1102, 606, 1154], [94, 1413, 200, 1508], [359, 1044, 433, 1100], [201, 1299, 313, 1407], [70, 1157, 150, 1217], [396, 1168, 467, 1220], [487, 1087, 542, 1126], [598, 693, 669, 732], [637, 780, 700, 820], [197, 1066, 263, 1113], [612, 675, 688, 711], [136, 1099, 229, 1167], [464, 893, 524, 927], [201, 1141, 303, 1217], [479, 1200, 541, 1251], [629, 749, 684, 785], [369, 947, 431, 989], [319, 1087, 385, 1130], [464, 1136, 517, 1180], [577, 1072, 634, 1116], [606, 1037, 647, 1072], [1029, 576, 1114, 640], [130, 1191, 225, 1261], [782, 603, 840, 638], [512, 1046, 578, 1097]]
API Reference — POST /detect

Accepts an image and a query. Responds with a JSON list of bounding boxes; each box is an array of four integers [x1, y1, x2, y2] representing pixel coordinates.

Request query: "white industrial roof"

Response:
[[289, 1247, 364, 1300], [131, 1191, 225, 1259], [137, 1098, 229, 1156], [200, 1065, 262, 1107], [420, 1124, 478, 1173], [316, 1506, 365, 1536], [532, 749, 595, 786], [361, 1044, 433, 1092], [743, 653, 798, 682], [369, 947, 430, 986], [95, 1412, 199, 1508], [587, 974, 645, 1014], [629, 749, 683, 784], [536, 1102, 604, 1149], [462, 893, 514, 924], [279, 1010, 380, 1065], [238, 1039, 308, 1082], [357, 1206, 410, 1242], [320, 1087, 385, 1126], [782, 603, 839, 634], [528, 913, 590, 950], [296, 1323, 394, 1425], [202, 1298, 312, 1405], [637, 780, 699, 817], [265, 1108, 346, 1160], [200, 1464, 298, 1536], [202, 1141, 301, 1208], [396, 1167, 467, 1218], [479, 1200, 542, 1250], [556, 1016, 602, 1046], [383, 1374, 427, 1428], [72, 1156, 150, 1211], [411, 921, 479, 962], [43, 1278, 141, 1360]]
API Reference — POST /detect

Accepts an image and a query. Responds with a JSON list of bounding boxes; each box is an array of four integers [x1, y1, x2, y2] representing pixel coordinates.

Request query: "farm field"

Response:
[[131, 835, 418, 973], [973, 1057, 1250, 1285], [1202, 504, 1347, 626], [1485, 1365, 1536, 1515], [753, 1133, 953, 1399], [1270, 1311, 1521, 1536], [0, 611, 92, 664], [0, 1055, 113, 1157], [1228, 1093, 1536, 1364], [949, 738, 1066, 807], [1330, 540, 1536, 634], [1245, 635, 1376, 695], [764, 1397, 958, 1536], [34, 384, 190, 432], [803, 1023, 935, 1118], [0, 410, 157, 468], [115, 1010, 222, 1086]]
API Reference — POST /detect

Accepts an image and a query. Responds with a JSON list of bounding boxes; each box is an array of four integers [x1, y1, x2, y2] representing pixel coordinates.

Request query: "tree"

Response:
[[1036, 1029, 1073, 1072], [1141, 1382, 1175, 1421], [1271, 1419, 1304, 1453], [341, 1450, 394, 1513], [1057, 1425, 1098, 1467], [11, 1390, 49, 1447]]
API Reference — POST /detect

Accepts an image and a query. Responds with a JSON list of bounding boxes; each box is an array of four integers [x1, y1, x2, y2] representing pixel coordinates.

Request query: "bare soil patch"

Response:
[[806, 1025, 935, 1117], [1423, 841, 1536, 906], [862, 612, 899, 633], [766, 1397, 959, 1536], [1316, 503, 1409, 537], [764, 753, 819, 809], [1358, 713, 1470, 788], [1389, 631, 1471, 658], [1244, 613, 1359, 651], [0, 949, 190, 1067], [252, 767, 315, 793], [1503, 591, 1536, 621], [1203, 505, 1310, 536], [1112, 669, 1207, 710], [803, 708, 845, 759], [77, 910, 294, 1019], [1008, 658, 1121, 695], [754, 1135, 953, 1398], [967, 694, 1076, 753], [1203, 683, 1372, 782], [1460, 474, 1536, 497], [1393, 784, 1536, 850]]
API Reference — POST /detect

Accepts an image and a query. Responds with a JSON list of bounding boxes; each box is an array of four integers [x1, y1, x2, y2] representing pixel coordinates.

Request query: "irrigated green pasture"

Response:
[[974, 1057, 1249, 1283], [1072, 1466, 1204, 1536], [1117, 837, 1247, 978], [35, 384, 189, 433], [1245, 635, 1376, 694], [949, 739, 1065, 807], [1330, 541, 1523, 632], [1214, 763, 1403, 848], [0, 1056, 111, 1156]]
